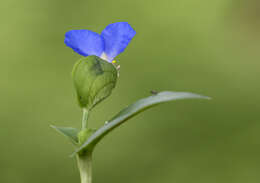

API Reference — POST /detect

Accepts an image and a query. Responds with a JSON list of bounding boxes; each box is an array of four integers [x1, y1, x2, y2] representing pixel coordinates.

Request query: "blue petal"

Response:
[[65, 30, 104, 57], [101, 22, 136, 61]]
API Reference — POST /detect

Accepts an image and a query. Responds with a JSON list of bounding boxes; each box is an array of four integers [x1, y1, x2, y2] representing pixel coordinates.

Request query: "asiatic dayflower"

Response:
[[64, 22, 136, 63]]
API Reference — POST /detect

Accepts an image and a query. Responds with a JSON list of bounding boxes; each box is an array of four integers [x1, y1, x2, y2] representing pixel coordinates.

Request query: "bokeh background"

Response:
[[1, 0, 260, 182]]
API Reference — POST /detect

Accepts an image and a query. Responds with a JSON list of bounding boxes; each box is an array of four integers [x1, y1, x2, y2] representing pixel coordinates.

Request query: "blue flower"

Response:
[[65, 22, 136, 62]]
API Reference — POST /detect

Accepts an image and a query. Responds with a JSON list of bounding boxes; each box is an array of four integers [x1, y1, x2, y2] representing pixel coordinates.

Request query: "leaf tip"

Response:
[[50, 124, 58, 130], [204, 96, 212, 100]]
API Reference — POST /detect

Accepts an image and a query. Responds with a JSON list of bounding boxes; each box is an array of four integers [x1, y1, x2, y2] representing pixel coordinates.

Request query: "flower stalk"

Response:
[[82, 108, 89, 130]]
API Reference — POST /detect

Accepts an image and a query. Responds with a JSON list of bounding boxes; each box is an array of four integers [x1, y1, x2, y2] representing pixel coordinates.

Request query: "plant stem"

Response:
[[77, 151, 92, 183], [82, 108, 89, 130]]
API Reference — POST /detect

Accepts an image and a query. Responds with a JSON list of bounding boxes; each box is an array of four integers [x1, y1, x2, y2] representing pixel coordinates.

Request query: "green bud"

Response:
[[72, 55, 118, 110]]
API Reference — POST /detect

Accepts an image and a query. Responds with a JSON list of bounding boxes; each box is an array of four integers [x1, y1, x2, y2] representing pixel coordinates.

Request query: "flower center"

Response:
[[100, 53, 109, 62]]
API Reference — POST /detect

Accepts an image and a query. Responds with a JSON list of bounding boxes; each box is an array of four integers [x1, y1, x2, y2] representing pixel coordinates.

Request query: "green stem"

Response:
[[78, 108, 92, 183], [77, 151, 92, 183], [82, 108, 89, 130]]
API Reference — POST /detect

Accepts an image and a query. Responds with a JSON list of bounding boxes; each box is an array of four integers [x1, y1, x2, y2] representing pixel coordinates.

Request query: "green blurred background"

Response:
[[1, 0, 260, 182]]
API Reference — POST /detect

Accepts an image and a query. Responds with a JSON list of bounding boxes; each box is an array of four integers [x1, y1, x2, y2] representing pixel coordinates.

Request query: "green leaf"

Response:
[[72, 91, 210, 155], [72, 55, 118, 110], [51, 125, 79, 144]]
